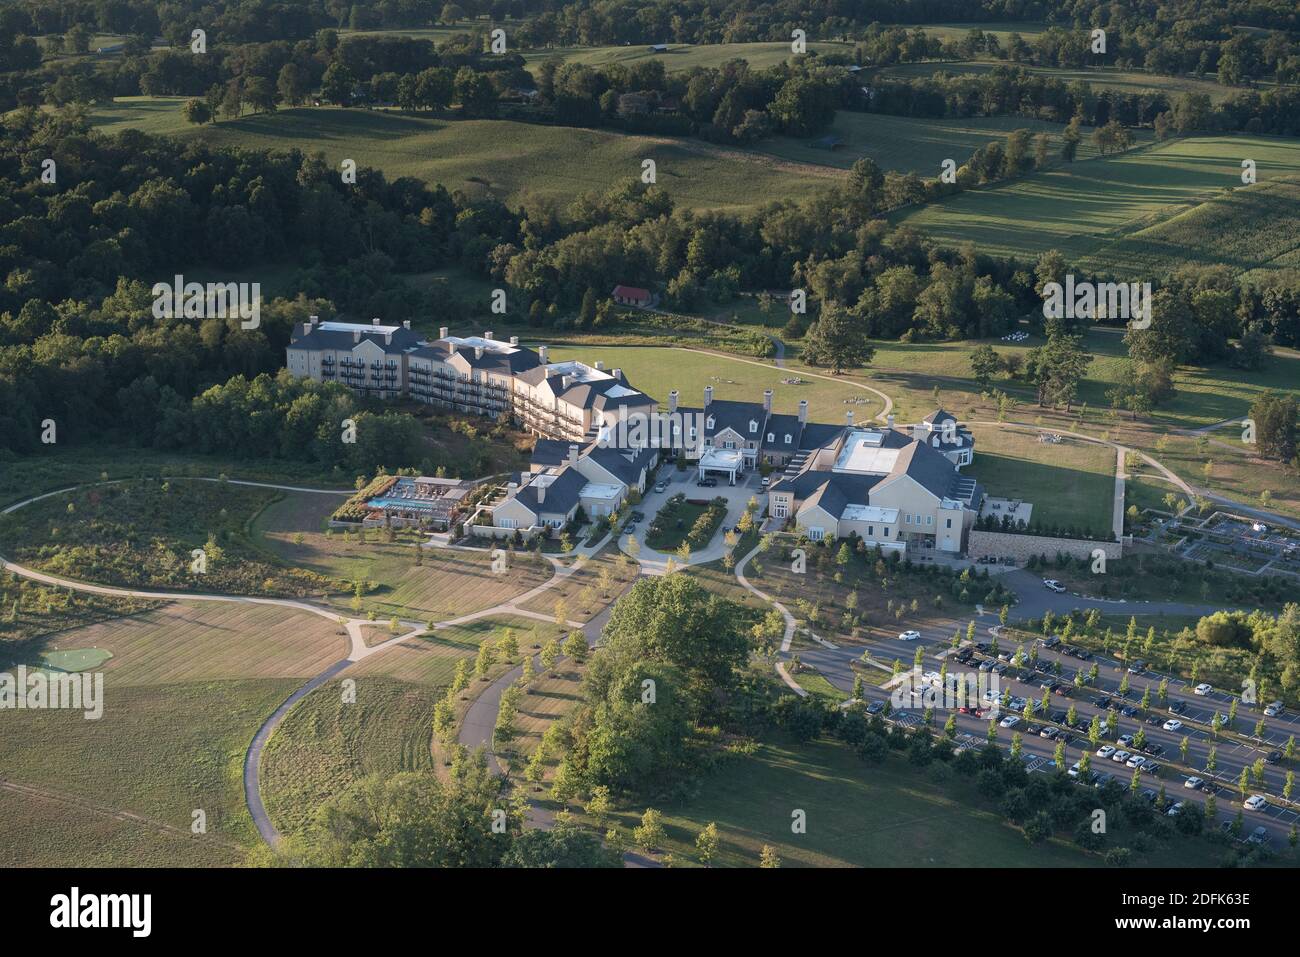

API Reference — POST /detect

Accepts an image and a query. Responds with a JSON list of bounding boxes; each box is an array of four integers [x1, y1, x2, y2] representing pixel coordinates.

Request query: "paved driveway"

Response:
[[621, 465, 763, 571]]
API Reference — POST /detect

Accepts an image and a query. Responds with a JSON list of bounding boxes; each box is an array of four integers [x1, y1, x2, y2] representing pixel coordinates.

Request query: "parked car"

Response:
[[1127, 660, 1146, 674], [1142, 762, 1161, 776], [653, 481, 669, 493], [1126, 753, 1146, 768], [1043, 636, 1062, 648], [1111, 749, 1132, 763], [1143, 743, 1165, 757], [1166, 801, 1185, 817], [866, 701, 885, 715], [1193, 683, 1213, 696], [1042, 579, 1066, 593], [1117, 734, 1134, 747], [1141, 789, 1157, 803], [1264, 700, 1284, 717], [1266, 750, 1282, 765], [1244, 794, 1269, 811], [1247, 826, 1271, 846], [1096, 745, 1116, 759], [1168, 700, 1188, 715], [999, 715, 1021, 729], [978, 659, 996, 672], [1040, 726, 1059, 739], [1184, 776, 1205, 790], [898, 630, 921, 641], [696, 477, 717, 488], [760, 476, 771, 488], [1068, 761, 1082, 778], [1163, 719, 1183, 732]]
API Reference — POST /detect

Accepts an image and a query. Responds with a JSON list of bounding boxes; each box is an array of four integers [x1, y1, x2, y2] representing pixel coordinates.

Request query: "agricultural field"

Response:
[[0, 601, 350, 866], [520, 40, 853, 72], [756, 112, 1143, 172], [252, 491, 554, 620], [86, 99, 840, 213], [262, 614, 560, 840], [1078, 175, 1300, 278], [892, 135, 1300, 268], [875, 60, 1250, 104], [964, 426, 1117, 538]]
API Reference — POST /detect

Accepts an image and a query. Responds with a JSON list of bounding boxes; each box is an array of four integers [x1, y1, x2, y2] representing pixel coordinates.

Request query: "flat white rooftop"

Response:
[[580, 482, 623, 501], [546, 360, 611, 383], [834, 430, 900, 474], [445, 335, 517, 353], [841, 504, 899, 523], [699, 448, 744, 470], [320, 320, 401, 334]]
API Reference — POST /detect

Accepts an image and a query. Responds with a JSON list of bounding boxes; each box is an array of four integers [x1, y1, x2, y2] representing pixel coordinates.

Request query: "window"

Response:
[[867, 525, 874, 536], [926, 515, 933, 526], [749, 419, 758, 433], [706, 416, 715, 429], [767, 432, 775, 443], [808, 527, 824, 541], [904, 513, 912, 524], [784, 433, 792, 444], [773, 501, 788, 518], [945, 518, 952, 529]]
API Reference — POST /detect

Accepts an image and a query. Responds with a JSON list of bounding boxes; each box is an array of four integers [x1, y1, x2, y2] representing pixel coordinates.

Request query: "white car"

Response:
[[1117, 734, 1134, 747], [1184, 776, 1204, 790], [1264, 701, 1284, 717], [898, 630, 921, 641], [760, 476, 771, 488], [1111, 749, 1132, 763], [1126, 754, 1147, 768], [1068, 761, 1082, 778], [999, 715, 1020, 729], [1163, 719, 1183, 732], [1042, 579, 1066, 593], [1096, 745, 1116, 759], [1193, 683, 1213, 696], [1244, 794, 1269, 811], [1166, 801, 1185, 817]]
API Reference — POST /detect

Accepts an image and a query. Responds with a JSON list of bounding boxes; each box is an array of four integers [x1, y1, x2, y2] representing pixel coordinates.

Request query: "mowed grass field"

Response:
[[892, 135, 1300, 268], [756, 112, 1141, 171], [965, 426, 1117, 536], [86, 99, 839, 213], [541, 343, 885, 420], [0, 602, 350, 865], [578, 737, 1099, 867], [252, 491, 554, 620]]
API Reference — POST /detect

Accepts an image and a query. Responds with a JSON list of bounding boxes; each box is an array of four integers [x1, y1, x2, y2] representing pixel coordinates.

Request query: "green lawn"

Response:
[[86, 99, 840, 213], [541, 343, 883, 420], [965, 426, 1116, 537], [589, 737, 1098, 867], [893, 134, 1300, 269]]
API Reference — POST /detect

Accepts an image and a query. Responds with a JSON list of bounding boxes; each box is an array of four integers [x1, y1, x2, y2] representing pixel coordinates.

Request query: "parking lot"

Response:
[[794, 616, 1300, 846]]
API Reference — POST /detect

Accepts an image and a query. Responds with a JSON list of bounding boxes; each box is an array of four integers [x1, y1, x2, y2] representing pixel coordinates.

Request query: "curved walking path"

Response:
[[0, 475, 590, 849]]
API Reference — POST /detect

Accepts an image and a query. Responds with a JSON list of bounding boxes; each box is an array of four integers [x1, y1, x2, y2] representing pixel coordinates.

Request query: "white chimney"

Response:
[[612, 368, 622, 381], [353, 330, 361, 343], [668, 390, 678, 414], [403, 320, 411, 329], [385, 332, 393, 345], [309, 314, 319, 323], [302, 322, 312, 336], [537, 483, 546, 506], [846, 410, 853, 426], [484, 330, 494, 340], [509, 335, 519, 346], [704, 385, 713, 407], [439, 326, 448, 339], [887, 413, 895, 430], [371, 317, 381, 326], [507, 481, 518, 495], [448, 342, 457, 355], [568, 444, 579, 467], [763, 389, 773, 414], [538, 345, 549, 364], [475, 346, 484, 359], [561, 374, 572, 390], [798, 399, 808, 424], [595, 360, 604, 371]]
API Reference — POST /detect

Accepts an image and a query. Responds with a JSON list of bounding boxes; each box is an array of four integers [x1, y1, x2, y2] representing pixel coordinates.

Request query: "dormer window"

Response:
[[706, 415, 715, 430], [784, 434, 792, 444], [749, 419, 758, 433], [767, 432, 775, 443]]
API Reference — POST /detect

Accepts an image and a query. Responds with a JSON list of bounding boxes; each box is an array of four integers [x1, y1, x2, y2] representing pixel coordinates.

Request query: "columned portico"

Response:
[[697, 448, 744, 485]]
